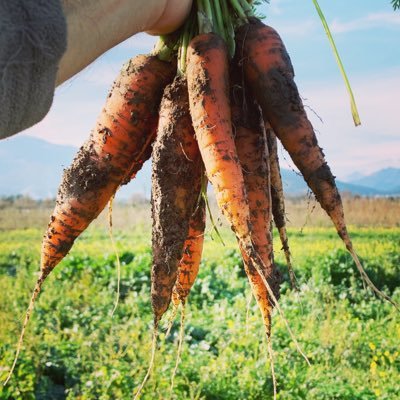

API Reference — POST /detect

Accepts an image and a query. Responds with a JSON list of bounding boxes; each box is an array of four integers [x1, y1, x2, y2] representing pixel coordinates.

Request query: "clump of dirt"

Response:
[[58, 143, 114, 202]]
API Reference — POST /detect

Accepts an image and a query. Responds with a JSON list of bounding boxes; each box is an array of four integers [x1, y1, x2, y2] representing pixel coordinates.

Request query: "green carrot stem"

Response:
[[152, 37, 174, 61], [312, 0, 361, 126], [220, 0, 236, 57], [229, 0, 247, 20], [213, 0, 225, 38], [197, 0, 213, 33], [238, 0, 253, 16], [180, 28, 190, 74], [203, 0, 214, 25]]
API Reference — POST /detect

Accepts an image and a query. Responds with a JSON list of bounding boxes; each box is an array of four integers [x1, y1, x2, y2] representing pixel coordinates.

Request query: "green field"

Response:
[[0, 206, 399, 399]]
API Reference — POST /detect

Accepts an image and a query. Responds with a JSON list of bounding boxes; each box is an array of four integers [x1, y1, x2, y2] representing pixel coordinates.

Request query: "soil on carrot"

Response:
[[151, 77, 202, 320], [58, 143, 117, 202]]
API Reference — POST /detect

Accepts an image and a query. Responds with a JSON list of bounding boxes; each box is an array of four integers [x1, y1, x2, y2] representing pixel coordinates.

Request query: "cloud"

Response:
[[119, 33, 158, 51], [80, 62, 124, 87], [293, 69, 400, 178], [330, 12, 400, 34], [273, 19, 317, 37], [267, 0, 284, 15]]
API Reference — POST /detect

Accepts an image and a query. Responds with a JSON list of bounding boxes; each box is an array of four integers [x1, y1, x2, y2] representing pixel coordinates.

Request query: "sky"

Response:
[[22, 0, 400, 180]]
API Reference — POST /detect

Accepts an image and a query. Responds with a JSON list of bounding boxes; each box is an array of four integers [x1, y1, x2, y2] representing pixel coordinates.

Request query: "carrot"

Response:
[[4, 53, 176, 386], [43, 54, 175, 276], [168, 193, 205, 397], [231, 73, 280, 335], [171, 195, 206, 307], [134, 75, 202, 400], [266, 123, 298, 290], [186, 33, 307, 357], [235, 17, 397, 308], [151, 75, 203, 323], [186, 32, 253, 250]]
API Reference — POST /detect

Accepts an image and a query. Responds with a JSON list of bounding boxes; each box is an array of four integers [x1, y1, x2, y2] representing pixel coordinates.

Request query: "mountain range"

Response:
[[1, 136, 399, 199]]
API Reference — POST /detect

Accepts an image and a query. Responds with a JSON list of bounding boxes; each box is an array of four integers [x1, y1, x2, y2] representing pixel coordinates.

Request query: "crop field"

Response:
[[0, 197, 399, 399]]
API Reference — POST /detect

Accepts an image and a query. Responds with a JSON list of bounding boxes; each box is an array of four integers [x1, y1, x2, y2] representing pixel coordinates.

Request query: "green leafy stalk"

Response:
[[229, 0, 248, 20], [179, 28, 190, 74], [152, 36, 175, 62], [238, 0, 253, 16], [212, 0, 225, 38], [221, 0, 236, 57], [312, 0, 361, 126]]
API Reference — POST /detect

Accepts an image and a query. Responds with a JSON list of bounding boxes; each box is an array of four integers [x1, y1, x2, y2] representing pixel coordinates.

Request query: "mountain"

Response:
[[347, 168, 400, 194], [0, 136, 151, 199], [279, 169, 382, 196], [0, 136, 76, 199], [0, 136, 399, 198]]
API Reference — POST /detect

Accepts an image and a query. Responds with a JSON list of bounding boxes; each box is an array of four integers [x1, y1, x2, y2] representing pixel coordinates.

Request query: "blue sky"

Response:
[[23, 0, 400, 180]]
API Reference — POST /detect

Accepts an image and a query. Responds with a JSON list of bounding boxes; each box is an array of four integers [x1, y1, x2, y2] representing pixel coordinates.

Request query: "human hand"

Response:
[[0, 0, 192, 140], [57, 0, 193, 84], [146, 0, 193, 35]]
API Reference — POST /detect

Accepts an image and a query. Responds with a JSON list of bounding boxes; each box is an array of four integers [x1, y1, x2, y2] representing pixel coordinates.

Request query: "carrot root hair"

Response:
[[169, 304, 186, 399], [267, 335, 277, 400], [4, 272, 46, 386], [108, 195, 122, 317], [347, 246, 399, 310], [133, 321, 159, 399], [278, 227, 298, 291], [245, 290, 253, 336], [242, 239, 311, 366], [165, 303, 180, 338]]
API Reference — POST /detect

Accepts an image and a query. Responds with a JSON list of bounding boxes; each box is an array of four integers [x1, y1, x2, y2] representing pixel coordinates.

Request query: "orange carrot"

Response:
[[4, 54, 176, 386], [235, 18, 397, 308], [42, 55, 175, 277], [231, 75, 280, 335], [151, 76, 202, 323], [266, 123, 298, 290], [187, 32, 253, 250], [172, 195, 206, 306]]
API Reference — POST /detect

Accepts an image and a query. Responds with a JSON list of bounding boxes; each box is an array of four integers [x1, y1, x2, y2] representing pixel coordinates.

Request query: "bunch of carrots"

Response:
[[4, 0, 397, 395]]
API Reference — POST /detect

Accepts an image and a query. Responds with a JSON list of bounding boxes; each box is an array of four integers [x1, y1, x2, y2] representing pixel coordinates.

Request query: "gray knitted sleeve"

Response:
[[0, 0, 67, 139]]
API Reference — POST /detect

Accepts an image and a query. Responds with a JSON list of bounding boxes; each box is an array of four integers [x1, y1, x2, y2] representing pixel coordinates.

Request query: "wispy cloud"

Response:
[[120, 33, 158, 51], [330, 12, 400, 34], [274, 19, 317, 37], [293, 69, 400, 178], [267, 0, 284, 16], [81, 62, 124, 87]]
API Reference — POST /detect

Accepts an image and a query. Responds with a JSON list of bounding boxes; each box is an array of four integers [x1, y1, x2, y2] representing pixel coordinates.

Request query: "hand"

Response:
[[57, 0, 192, 85], [146, 0, 193, 35]]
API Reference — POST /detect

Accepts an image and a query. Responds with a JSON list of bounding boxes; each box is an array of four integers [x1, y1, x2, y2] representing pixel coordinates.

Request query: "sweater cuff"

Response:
[[0, 0, 67, 139]]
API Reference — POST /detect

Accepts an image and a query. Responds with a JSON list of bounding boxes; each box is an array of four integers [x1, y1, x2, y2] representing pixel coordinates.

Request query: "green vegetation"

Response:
[[0, 221, 399, 399]]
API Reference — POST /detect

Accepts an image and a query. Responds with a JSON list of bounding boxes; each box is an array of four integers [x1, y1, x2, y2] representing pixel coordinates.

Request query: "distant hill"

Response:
[[0, 136, 76, 199], [347, 168, 400, 194], [0, 136, 399, 199], [279, 169, 383, 197], [0, 136, 151, 199]]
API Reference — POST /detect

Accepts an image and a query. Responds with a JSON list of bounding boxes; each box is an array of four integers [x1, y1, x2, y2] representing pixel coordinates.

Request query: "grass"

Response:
[[0, 199, 399, 399]]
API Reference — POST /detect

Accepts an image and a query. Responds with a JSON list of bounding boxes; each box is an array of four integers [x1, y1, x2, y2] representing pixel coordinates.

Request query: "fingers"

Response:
[[146, 0, 192, 35]]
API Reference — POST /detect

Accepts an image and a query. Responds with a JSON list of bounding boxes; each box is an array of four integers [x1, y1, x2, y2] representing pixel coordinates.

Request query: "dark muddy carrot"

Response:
[[151, 76, 203, 323], [235, 17, 397, 308], [134, 75, 203, 400]]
